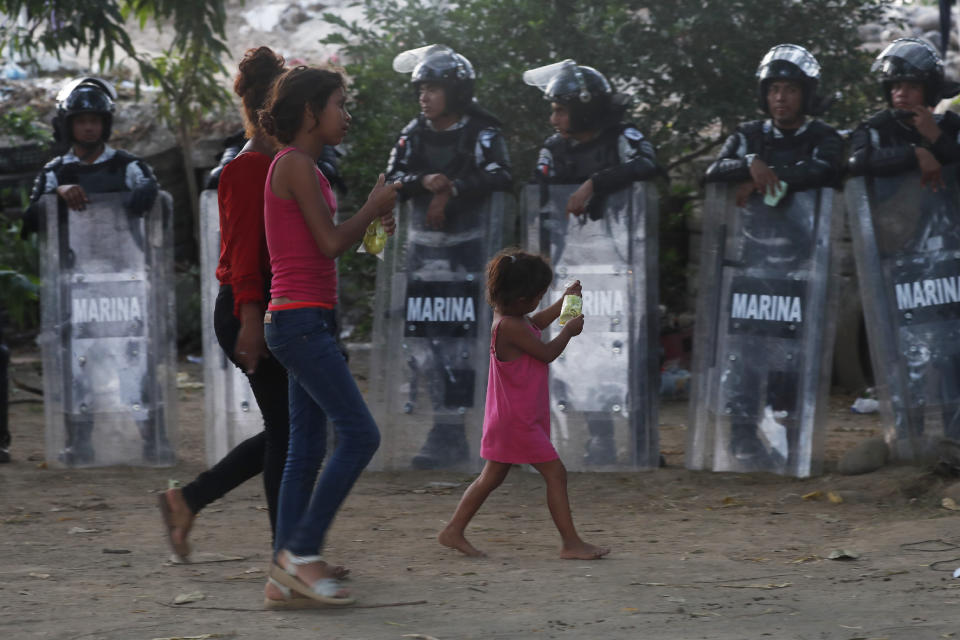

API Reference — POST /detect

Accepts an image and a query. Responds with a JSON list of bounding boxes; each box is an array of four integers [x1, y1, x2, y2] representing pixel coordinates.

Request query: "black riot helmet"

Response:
[[523, 60, 617, 133], [756, 44, 822, 115], [393, 45, 476, 114], [53, 77, 117, 144], [872, 37, 958, 107]]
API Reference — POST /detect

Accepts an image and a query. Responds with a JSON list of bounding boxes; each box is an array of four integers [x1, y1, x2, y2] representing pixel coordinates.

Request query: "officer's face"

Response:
[[419, 83, 447, 120], [313, 87, 351, 145], [549, 103, 571, 137], [890, 81, 925, 110], [766, 80, 804, 127], [71, 113, 104, 146]]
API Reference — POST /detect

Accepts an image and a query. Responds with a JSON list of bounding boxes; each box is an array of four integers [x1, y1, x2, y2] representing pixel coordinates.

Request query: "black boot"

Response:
[[583, 415, 617, 465], [139, 419, 175, 465], [60, 419, 95, 466], [411, 421, 469, 470]]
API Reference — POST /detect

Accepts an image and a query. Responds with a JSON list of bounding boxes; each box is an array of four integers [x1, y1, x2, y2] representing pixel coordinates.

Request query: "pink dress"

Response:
[[480, 318, 559, 464]]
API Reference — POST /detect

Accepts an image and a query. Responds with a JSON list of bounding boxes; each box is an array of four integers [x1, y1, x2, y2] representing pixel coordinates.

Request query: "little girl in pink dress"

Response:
[[438, 249, 610, 560]]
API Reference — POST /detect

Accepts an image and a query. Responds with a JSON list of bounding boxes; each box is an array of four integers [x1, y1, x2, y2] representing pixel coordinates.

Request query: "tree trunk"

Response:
[[178, 121, 201, 252]]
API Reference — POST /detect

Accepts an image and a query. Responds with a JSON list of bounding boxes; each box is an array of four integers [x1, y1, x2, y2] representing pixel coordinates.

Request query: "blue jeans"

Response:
[[264, 307, 380, 556]]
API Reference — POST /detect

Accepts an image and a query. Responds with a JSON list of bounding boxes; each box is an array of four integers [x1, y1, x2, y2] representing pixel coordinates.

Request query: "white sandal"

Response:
[[268, 551, 355, 606]]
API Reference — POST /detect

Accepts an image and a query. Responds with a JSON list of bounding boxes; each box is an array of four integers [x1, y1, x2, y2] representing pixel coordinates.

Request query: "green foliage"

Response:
[[323, 0, 895, 192], [0, 107, 48, 143], [322, 0, 896, 318], [0, 214, 39, 331]]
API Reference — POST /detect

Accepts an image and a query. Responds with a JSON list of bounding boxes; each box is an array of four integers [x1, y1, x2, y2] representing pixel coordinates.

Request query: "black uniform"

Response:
[[26, 146, 164, 465], [23, 146, 158, 236], [706, 118, 844, 188], [849, 109, 960, 443], [385, 107, 512, 469], [704, 117, 843, 465], [533, 123, 662, 465], [848, 109, 960, 176]]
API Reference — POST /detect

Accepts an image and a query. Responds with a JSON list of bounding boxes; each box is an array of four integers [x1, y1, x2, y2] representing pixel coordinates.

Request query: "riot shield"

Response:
[[845, 168, 960, 459], [522, 182, 660, 471], [198, 189, 263, 466], [686, 185, 840, 477], [38, 192, 176, 467], [368, 192, 510, 470]]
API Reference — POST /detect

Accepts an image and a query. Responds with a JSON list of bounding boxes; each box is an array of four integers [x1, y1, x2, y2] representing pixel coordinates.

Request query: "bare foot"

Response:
[[438, 528, 487, 557], [158, 488, 194, 558], [560, 541, 610, 560]]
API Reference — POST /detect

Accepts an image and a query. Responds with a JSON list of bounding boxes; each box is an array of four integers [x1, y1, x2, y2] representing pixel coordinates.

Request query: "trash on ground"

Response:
[[850, 398, 879, 414]]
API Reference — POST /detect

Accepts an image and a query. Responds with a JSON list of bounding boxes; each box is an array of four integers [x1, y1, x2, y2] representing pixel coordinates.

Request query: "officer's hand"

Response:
[[748, 157, 780, 197], [563, 279, 582, 298], [56, 184, 90, 211], [916, 147, 945, 191], [234, 317, 268, 375], [566, 179, 594, 216], [561, 314, 584, 337], [910, 105, 942, 144], [366, 174, 401, 215], [426, 192, 449, 230], [422, 173, 454, 194], [735, 181, 756, 207]]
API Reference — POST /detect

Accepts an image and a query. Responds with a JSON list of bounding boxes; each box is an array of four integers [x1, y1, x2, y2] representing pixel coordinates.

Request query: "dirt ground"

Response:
[[3, 347, 960, 640]]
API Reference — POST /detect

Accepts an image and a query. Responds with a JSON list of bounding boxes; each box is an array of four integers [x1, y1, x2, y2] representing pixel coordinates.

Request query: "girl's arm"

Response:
[[498, 314, 583, 364], [275, 150, 399, 258], [530, 280, 582, 329]]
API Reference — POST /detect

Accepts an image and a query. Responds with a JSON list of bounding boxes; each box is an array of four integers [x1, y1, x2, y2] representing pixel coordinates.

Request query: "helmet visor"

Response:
[[757, 45, 821, 80], [56, 77, 118, 103], [871, 38, 941, 73], [522, 59, 577, 91], [393, 44, 453, 73]]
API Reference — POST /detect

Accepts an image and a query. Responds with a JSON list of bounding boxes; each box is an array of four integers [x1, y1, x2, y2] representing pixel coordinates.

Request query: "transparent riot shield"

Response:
[[368, 192, 510, 470], [686, 185, 840, 477], [522, 182, 660, 471], [845, 168, 960, 459], [38, 192, 177, 467], [198, 189, 263, 466]]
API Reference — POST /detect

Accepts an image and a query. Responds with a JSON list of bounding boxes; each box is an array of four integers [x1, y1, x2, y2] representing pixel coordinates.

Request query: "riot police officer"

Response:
[[702, 44, 844, 468], [706, 45, 843, 198], [526, 60, 661, 220], [25, 77, 158, 228], [524, 60, 663, 466], [847, 38, 960, 447], [386, 45, 512, 469], [25, 77, 165, 465], [849, 37, 960, 181]]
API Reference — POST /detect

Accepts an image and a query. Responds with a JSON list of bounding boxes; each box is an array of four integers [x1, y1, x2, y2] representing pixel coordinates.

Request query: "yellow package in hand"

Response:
[[558, 294, 582, 326], [362, 219, 387, 256]]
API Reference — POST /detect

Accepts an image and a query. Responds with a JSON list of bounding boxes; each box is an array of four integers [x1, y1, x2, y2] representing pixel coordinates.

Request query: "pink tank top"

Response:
[[264, 146, 338, 305], [480, 317, 556, 464]]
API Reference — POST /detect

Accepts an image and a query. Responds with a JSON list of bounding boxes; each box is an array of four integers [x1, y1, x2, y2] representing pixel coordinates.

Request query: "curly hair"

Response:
[[486, 248, 553, 311], [234, 46, 286, 139], [258, 66, 345, 145]]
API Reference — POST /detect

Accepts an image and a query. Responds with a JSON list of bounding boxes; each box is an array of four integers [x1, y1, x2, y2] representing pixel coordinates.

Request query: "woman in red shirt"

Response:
[[158, 47, 325, 607]]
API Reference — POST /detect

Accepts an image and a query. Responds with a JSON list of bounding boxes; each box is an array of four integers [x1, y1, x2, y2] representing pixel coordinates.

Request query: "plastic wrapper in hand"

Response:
[[557, 294, 582, 325], [357, 218, 387, 259]]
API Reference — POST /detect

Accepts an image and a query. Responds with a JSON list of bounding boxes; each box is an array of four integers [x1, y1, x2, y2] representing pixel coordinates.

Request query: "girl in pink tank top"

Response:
[[438, 250, 611, 561]]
